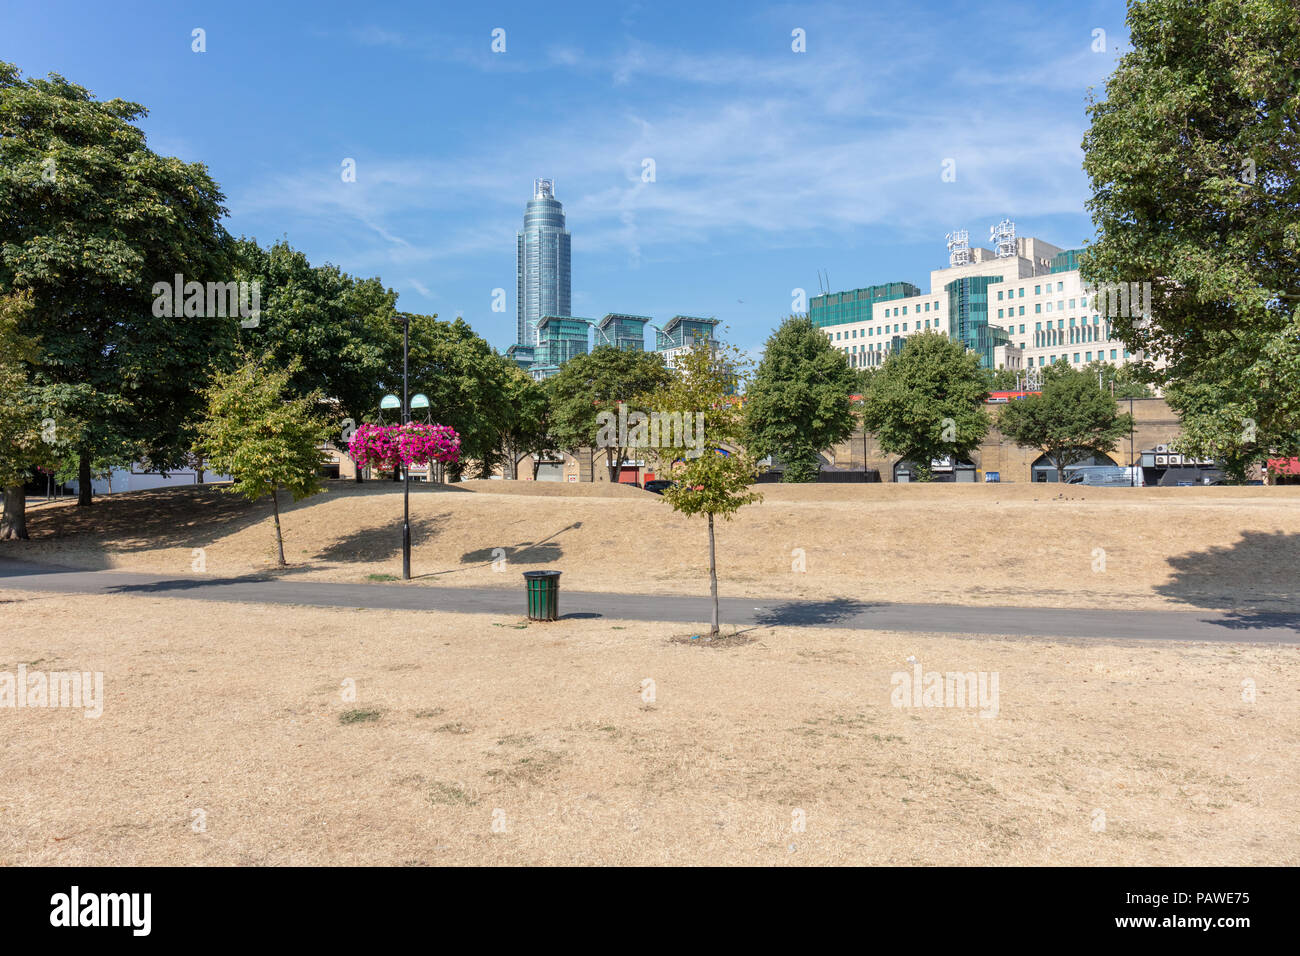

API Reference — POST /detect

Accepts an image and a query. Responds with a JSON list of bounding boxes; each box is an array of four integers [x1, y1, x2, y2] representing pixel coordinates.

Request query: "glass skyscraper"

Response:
[[516, 179, 571, 347]]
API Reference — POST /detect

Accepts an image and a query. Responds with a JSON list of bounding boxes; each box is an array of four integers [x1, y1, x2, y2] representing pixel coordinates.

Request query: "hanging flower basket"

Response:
[[348, 423, 461, 472]]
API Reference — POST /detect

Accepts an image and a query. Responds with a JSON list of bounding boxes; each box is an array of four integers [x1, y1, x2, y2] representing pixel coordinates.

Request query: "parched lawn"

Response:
[[1, 589, 1295, 866]]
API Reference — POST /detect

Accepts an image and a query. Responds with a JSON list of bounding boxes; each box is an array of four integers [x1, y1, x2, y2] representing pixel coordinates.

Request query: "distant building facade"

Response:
[[810, 225, 1136, 373]]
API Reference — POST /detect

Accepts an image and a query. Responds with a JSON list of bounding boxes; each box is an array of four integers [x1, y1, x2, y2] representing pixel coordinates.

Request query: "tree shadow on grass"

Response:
[[0, 485, 274, 569], [412, 521, 584, 578], [752, 598, 880, 628], [313, 513, 451, 564], [1155, 530, 1300, 632]]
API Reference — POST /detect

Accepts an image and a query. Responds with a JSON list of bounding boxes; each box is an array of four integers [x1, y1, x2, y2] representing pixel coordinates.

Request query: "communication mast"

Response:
[[990, 218, 1017, 258], [945, 229, 971, 267]]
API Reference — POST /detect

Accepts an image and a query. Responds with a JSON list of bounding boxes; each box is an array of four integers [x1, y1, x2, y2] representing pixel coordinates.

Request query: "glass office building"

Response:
[[809, 282, 920, 328], [536, 315, 591, 367], [516, 179, 572, 347], [945, 275, 1008, 369], [654, 315, 718, 351], [596, 313, 650, 351]]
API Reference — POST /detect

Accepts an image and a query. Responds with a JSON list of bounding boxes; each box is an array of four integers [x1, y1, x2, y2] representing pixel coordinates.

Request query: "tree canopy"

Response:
[[743, 316, 859, 482], [1080, 0, 1300, 469], [549, 345, 672, 482], [998, 362, 1134, 482], [861, 332, 991, 481], [0, 62, 236, 503], [196, 354, 331, 566]]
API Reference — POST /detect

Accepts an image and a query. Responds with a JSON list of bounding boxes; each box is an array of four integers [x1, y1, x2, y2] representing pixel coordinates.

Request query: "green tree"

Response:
[[645, 339, 761, 636], [1079, 360, 1153, 400], [998, 362, 1135, 482], [231, 238, 400, 427], [861, 332, 991, 481], [549, 345, 672, 483], [1164, 377, 1260, 481], [399, 315, 513, 479], [196, 355, 331, 566], [1080, 0, 1300, 469], [499, 363, 555, 480], [0, 63, 236, 506], [987, 367, 1022, 391], [744, 316, 859, 482], [0, 295, 61, 539]]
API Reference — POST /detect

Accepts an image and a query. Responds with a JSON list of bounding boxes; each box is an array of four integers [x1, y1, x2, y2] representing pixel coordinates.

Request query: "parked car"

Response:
[[643, 479, 675, 495]]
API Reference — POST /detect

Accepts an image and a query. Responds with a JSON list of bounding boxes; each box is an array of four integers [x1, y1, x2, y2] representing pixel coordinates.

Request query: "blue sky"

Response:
[[5, 0, 1128, 357]]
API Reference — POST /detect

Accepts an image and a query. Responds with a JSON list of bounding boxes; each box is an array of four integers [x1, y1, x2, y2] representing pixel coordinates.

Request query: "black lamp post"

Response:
[[401, 315, 411, 580]]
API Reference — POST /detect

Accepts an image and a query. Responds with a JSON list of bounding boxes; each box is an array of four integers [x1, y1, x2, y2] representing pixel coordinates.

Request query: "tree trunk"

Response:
[[607, 449, 621, 483], [194, 456, 205, 484], [1, 485, 28, 540], [707, 512, 719, 636], [270, 487, 287, 567], [77, 453, 92, 506], [1055, 455, 1065, 484]]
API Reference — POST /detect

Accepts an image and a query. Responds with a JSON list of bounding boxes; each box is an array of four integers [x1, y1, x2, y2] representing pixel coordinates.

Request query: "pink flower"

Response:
[[348, 423, 461, 469]]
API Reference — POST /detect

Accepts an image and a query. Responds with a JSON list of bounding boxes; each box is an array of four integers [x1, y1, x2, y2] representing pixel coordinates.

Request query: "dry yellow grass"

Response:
[[4, 480, 1298, 613], [0, 589, 1294, 866]]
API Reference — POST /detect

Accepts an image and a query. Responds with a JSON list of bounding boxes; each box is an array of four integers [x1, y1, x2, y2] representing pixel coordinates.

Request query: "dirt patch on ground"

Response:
[[4, 481, 1297, 614], [0, 589, 1294, 865]]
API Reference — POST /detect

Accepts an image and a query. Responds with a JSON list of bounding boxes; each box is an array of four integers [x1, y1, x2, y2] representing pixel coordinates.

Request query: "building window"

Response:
[[903, 323, 908, 331], [1069, 299, 1076, 308], [1034, 285, 1041, 295], [997, 291, 1004, 301], [1035, 304, 1042, 313], [1019, 306, 1024, 315], [1073, 353, 1080, 362], [1047, 302, 1053, 312], [902, 306, 908, 314], [1086, 352, 1092, 361], [1111, 349, 1117, 359], [998, 309, 1004, 318], [1058, 281, 1064, 292]]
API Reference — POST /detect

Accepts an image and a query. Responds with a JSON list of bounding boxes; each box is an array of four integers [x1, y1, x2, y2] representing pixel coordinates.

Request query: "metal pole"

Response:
[[1130, 396, 1135, 487], [402, 317, 411, 580]]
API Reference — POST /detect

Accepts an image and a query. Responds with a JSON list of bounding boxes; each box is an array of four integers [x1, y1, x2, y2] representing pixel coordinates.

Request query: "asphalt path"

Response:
[[0, 558, 1295, 644]]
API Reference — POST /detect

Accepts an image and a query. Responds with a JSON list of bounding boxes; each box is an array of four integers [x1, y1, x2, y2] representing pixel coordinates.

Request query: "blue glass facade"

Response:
[[596, 313, 650, 351], [536, 315, 591, 367], [516, 179, 571, 347], [945, 275, 1008, 369], [809, 282, 920, 328], [655, 315, 718, 350]]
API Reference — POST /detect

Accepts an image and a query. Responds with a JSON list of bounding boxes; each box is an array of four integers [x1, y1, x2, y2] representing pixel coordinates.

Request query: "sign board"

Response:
[[984, 471, 1000, 482], [566, 475, 577, 482]]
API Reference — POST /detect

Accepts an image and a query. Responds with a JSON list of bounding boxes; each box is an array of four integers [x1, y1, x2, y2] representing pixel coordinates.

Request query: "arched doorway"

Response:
[[894, 457, 977, 483], [1031, 451, 1117, 482]]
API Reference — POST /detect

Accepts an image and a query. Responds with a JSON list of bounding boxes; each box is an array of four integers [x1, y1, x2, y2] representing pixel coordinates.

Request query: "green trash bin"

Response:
[[523, 570, 561, 621]]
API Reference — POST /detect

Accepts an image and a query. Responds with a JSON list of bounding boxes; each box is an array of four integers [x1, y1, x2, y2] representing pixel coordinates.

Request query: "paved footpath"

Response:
[[0, 558, 1296, 644]]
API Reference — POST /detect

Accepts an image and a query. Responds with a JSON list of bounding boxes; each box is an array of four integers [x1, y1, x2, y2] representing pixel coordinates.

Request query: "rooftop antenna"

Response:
[[990, 218, 1017, 258], [946, 229, 971, 267]]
